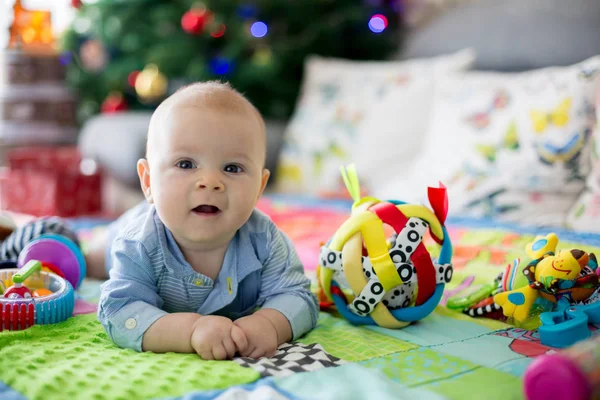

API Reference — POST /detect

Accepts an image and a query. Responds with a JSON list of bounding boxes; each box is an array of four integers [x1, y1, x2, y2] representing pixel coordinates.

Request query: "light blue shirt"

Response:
[[98, 202, 319, 352]]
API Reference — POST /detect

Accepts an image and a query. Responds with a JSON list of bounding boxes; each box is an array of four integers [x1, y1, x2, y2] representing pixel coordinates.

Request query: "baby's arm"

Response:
[[142, 312, 201, 353], [98, 238, 192, 352], [98, 239, 246, 358], [234, 223, 319, 357], [145, 314, 248, 359]]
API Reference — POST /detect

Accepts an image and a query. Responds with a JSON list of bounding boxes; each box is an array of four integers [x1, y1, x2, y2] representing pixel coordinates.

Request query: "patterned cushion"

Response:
[[566, 85, 600, 231], [375, 55, 600, 226], [274, 49, 475, 197]]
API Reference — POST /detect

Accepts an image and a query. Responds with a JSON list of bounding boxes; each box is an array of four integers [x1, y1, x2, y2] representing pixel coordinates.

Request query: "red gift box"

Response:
[[0, 146, 103, 217]]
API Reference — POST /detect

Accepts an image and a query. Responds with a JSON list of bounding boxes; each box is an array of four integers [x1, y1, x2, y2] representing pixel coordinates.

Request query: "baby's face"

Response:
[[141, 104, 269, 249]]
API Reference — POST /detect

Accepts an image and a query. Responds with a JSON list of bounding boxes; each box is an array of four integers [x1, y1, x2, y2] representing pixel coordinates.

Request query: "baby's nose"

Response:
[[196, 175, 224, 191]]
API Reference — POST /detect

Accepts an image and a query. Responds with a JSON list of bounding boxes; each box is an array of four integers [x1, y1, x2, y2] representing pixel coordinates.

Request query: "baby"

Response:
[[97, 81, 318, 360]]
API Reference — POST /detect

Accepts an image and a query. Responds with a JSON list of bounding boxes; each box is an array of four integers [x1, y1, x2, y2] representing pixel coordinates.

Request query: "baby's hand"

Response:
[[233, 314, 278, 359], [190, 315, 248, 360]]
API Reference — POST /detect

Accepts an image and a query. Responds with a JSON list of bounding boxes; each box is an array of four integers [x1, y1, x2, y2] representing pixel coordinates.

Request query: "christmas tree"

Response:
[[60, 0, 404, 122]]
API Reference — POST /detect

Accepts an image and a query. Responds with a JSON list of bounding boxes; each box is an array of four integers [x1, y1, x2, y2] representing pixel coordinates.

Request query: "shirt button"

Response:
[[194, 279, 203, 286], [125, 318, 137, 330]]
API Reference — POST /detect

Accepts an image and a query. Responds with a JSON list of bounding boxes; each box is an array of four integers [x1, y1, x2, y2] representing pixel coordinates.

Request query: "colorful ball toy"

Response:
[[0, 234, 84, 331], [317, 165, 453, 328]]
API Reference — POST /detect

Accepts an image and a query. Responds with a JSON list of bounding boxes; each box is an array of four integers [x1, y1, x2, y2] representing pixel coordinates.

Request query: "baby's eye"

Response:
[[176, 160, 196, 169], [224, 164, 244, 174]]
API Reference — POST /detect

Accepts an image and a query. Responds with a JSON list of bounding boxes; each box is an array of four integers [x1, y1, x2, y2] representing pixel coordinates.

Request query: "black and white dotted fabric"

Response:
[[233, 342, 346, 378], [319, 246, 344, 272], [389, 217, 428, 264], [349, 278, 387, 316], [437, 263, 453, 284], [464, 302, 502, 317]]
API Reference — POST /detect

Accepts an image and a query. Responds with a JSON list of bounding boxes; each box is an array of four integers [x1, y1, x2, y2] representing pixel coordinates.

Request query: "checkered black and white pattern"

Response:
[[233, 342, 346, 378]]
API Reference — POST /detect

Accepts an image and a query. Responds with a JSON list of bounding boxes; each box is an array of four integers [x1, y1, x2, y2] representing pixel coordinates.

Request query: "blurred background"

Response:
[[2, 0, 600, 233], [0, 0, 414, 216]]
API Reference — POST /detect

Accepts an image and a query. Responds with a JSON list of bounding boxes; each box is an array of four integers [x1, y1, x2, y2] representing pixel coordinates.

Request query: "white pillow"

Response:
[[376, 55, 600, 227], [351, 78, 434, 195], [275, 48, 476, 197], [566, 94, 600, 232]]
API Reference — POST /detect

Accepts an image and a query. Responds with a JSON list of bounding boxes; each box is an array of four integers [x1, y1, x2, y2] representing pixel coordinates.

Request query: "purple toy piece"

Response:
[[523, 353, 591, 400], [17, 237, 81, 289]]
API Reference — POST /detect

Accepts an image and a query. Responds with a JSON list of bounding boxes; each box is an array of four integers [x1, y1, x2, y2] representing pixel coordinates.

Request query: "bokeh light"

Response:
[[210, 57, 232, 75], [368, 14, 388, 34], [250, 21, 268, 38], [211, 24, 226, 38]]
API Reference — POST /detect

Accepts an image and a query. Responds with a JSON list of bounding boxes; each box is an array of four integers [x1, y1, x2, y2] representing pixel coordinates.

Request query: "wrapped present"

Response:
[[0, 146, 102, 217]]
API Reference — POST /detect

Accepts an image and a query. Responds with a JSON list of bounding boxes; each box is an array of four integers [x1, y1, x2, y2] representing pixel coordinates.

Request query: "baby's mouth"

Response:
[[192, 205, 221, 215]]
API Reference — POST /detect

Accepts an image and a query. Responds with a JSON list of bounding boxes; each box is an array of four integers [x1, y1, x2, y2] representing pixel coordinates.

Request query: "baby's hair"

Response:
[[172, 81, 262, 119], [146, 80, 266, 160]]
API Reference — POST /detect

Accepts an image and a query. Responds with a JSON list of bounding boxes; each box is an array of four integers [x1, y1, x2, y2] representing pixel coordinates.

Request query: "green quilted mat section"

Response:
[[359, 347, 479, 387], [0, 314, 259, 400], [297, 313, 418, 361], [423, 366, 524, 400]]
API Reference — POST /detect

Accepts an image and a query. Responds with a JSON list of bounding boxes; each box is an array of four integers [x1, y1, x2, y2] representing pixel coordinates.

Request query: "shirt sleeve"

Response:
[[257, 223, 319, 340], [97, 238, 168, 352]]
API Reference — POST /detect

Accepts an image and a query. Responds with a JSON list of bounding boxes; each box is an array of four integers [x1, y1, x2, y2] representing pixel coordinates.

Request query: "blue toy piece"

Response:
[[539, 298, 600, 348]]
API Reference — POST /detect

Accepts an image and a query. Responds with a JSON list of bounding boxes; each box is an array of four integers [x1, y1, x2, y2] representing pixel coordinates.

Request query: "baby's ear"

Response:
[[259, 168, 270, 197], [137, 158, 154, 203]]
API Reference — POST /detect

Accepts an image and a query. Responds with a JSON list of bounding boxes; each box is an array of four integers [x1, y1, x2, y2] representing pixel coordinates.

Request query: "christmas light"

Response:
[[211, 24, 226, 38], [80, 40, 108, 72], [368, 14, 388, 33], [250, 21, 268, 38], [253, 47, 273, 66], [101, 92, 127, 113], [181, 9, 207, 35], [59, 52, 72, 66], [210, 57, 232, 75], [127, 70, 140, 87], [73, 17, 92, 34]]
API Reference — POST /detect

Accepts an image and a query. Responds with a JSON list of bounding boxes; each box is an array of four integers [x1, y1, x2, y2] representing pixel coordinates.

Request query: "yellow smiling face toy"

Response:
[[494, 233, 599, 323], [533, 249, 587, 285]]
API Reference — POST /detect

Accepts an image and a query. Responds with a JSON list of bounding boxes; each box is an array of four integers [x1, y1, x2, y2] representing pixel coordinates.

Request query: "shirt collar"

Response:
[[154, 210, 263, 282]]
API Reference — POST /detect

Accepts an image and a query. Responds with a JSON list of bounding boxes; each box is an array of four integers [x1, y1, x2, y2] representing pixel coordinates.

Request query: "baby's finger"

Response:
[[249, 348, 265, 359], [240, 345, 254, 358], [223, 337, 236, 359], [264, 346, 277, 358], [231, 325, 248, 354], [198, 349, 214, 361], [194, 341, 215, 360], [212, 343, 228, 361]]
